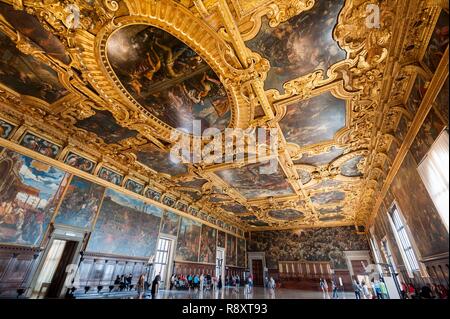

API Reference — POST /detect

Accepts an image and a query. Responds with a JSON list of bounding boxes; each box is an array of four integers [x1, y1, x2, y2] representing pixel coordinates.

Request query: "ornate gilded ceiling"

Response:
[[0, 0, 447, 232]]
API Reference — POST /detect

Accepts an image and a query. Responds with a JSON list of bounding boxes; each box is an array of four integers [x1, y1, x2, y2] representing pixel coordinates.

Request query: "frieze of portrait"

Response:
[[160, 210, 180, 236], [124, 179, 145, 195], [136, 143, 188, 176], [247, 227, 370, 269], [199, 224, 217, 264], [226, 233, 237, 266], [0, 3, 71, 65], [162, 195, 176, 208], [54, 176, 105, 230], [423, 9, 449, 73], [0, 119, 15, 139], [86, 189, 162, 258], [0, 149, 67, 246], [145, 188, 162, 202], [20, 133, 60, 159], [246, 0, 346, 91], [75, 110, 138, 144], [339, 155, 364, 177], [176, 217, 202, 262], [410, 107, 446, 164], [0, 31, 68, 104], [97, 167, 123, 186], [215, 162, 295, 199], [390, 152, 449, 257], [106, 24, 231, 134], [310, 191, 345, 205], [64, 152, 96, 174], [294, 146, 345, 166], [176, 201, 188, 212], [267, 208, 305, 221], [279, 92, 347, 147]]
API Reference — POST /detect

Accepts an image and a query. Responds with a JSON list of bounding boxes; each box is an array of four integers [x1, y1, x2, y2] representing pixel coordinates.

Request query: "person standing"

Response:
[[200, 273, 204, 292], [320, 278, 326, 293], [373, 279, 383, 299], [362, 281, 371, 299], [352, 279, 362, 299], [151, 275, 160, 299], [332, 279, 339, 299], [137, 274, 145, 299], [217, 275, 222, 290], [170, 274, 175, 290], [379, 279, 388, 299]]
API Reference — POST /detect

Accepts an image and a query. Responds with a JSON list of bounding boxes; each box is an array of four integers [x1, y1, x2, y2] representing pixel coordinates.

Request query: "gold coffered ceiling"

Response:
[[0, 0, 446, 232]]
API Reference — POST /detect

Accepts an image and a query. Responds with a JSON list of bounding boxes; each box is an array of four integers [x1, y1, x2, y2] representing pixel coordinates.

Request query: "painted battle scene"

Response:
[[0, 31, 68, 104], [237, 238, 246, 268], [339, 155, 364, 177], [268, 209, 304, 221], [54, 176, 105, 229], [75, 110, 138, 144], [216, 162, 294, 199], [0, 3, 70, 65], [86, 189, 162, 258], [0, 119, 14, 138], [124, 179, 144, 195], [423, 9, 449, 73], [199, 225, 217, 264], [20, 133, 60, 159], [136, 143, 188, 176], [310, 191, 345, 205], [389, 152, 449, 257], [217, 230, 226, 248], [107, 24, 231, 134], [219, 202, 248, 214], [160, 210, 180, 236], [246, 0, 346, 92], [176, 217, 202, 262], [247, 227, 369, 269], [226, 233, 237, 266], [64, 152, 96, 173], [280, 92, 347, 147], [294, 146, 344, 166], [0, 149, 67, 245], [410, 107, 446, 164], [97, 167, 123, 186]]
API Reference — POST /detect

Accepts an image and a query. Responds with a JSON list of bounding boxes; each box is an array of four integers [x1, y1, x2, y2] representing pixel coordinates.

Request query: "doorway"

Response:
[[216, 248, 225, 281], [152, 237, 175, 289], [252, 259, 264, 286], [33, 239, 79, 298]]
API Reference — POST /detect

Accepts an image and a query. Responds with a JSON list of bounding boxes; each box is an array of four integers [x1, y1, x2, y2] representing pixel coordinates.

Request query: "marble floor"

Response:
[[136, 287, 358, 299]]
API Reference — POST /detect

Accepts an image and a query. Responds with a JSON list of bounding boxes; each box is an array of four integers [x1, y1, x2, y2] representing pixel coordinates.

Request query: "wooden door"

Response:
[[252, 259, 263, 286]]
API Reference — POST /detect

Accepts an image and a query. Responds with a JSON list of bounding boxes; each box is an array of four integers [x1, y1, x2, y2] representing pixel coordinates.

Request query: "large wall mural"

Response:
[[226, 233, 237, 266], [237, 237, 246, 268], [246, 0, 346, 91], [423, 9, 449, 73], [86, 189, 162, 258], [106, 25, 231, 134], [248, 227, 369, 269], [0, 31, 68, 104], [160, 210, 180, 236], [0, 150, 67, 245], [199, 224, 217, 264], [54, 176, 105, 230], [280, 92, 347, 147], [389, 152, 449, 257], [176, 217, 202, 262], [136, 143, 188, 176]]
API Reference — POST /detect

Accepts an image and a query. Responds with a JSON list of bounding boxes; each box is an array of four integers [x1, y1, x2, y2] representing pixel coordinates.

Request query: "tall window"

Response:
[[389, 205, 420, 273], [417, 130, 449, 231], [381, 238, 397, 273]]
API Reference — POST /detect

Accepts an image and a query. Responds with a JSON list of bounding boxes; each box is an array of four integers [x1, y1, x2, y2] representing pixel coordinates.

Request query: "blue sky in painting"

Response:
[[16, 155, 65, 209], [105, 188, 163, 217]]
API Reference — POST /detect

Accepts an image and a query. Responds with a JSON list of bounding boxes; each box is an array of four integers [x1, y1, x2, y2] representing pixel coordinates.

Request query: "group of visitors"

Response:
[[400, 282, 448, 299], [350, 279, 388, 299], [169, 273, 214, 291], [319, 277, 343, 299], [113, 274, 134, 291]]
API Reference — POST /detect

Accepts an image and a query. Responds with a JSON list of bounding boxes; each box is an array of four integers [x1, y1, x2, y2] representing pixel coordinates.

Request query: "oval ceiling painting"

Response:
[[106, 25, 231, 134], [268, 209, 304, 221]]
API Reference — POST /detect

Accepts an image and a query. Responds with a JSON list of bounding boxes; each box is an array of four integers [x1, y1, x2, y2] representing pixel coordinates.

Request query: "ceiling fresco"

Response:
[[0, 0, 445, 231], [246, 0, 347, 92], [279, 92, 347, 147], [107, 24, 231, 134]]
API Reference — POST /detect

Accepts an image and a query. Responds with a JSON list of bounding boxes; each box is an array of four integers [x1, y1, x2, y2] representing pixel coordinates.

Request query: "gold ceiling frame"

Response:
[[74, 0, 251, 144]]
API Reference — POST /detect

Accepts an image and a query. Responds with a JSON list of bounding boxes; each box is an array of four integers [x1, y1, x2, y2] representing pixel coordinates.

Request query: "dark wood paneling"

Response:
[[173, 261, 215, 276]]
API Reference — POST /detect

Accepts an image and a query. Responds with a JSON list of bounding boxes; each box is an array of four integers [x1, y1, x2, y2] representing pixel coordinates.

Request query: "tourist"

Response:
[[362, 281, 371, 299], [269, 277, 275, 290], [137, 274, 145, 299], [372, 279, 383, 299], [200, 273, 204, 292], [217, 275, 222, 290], [170, 274, 176, 290], [151, 275, 160, 299], [332, 279, 339, 299], [379, 279, 388, 299], [353, 279, 362, 299], [320, 278, 326, 293]]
